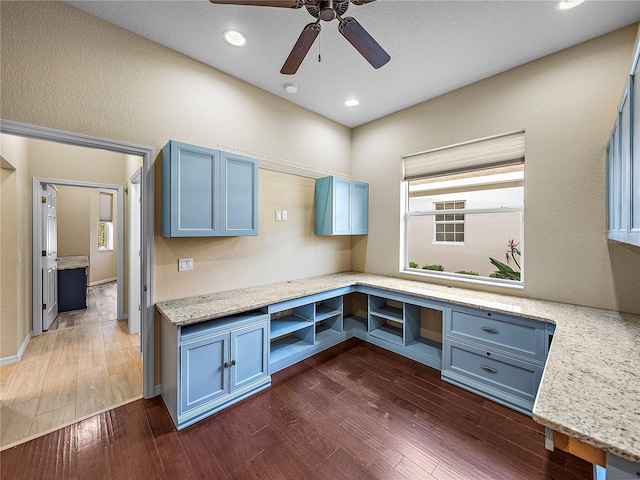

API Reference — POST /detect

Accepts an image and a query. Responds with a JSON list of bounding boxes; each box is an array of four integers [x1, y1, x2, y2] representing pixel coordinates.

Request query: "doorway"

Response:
[[0, 119, 155, 400], [33, 180, 125, 336]]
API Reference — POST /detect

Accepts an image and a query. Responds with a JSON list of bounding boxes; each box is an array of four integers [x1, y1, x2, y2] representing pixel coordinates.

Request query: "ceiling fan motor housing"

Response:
[[306, 0, 350, 21]]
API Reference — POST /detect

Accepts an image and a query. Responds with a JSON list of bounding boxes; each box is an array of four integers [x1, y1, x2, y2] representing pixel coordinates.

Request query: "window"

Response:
[[99, 192, 114, 251], [434, 201, 465, 243], [402, 132, 524, 285], [98, 221, 113, 251]]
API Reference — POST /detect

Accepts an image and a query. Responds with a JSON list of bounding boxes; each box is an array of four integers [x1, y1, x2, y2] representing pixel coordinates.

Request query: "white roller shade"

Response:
[[403, 131, 525, 181], [100, 192, 113, 222]]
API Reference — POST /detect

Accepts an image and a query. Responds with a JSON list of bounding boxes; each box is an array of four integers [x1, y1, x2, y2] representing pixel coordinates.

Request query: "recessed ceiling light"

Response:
[[344, 99, 359, 107], [223, 30, 246, 47], [284, 83, 298, 94], [556, 0, 586, 11]]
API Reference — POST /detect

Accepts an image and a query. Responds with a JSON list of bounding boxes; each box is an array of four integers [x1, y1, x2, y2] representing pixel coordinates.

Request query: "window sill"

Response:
[[98, 248, 114, 252], [401, 268, 524, 290]]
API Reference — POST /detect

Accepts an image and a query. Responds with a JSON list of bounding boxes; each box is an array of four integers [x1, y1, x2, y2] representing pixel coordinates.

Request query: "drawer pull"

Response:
[[480, 365, 498, 374], [481, 326, 499, 334]]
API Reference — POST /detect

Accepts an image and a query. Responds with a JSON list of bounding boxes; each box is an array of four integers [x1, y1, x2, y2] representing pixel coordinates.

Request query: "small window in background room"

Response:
[[402, 132, 524, 285], [99, 192, 114, 251]]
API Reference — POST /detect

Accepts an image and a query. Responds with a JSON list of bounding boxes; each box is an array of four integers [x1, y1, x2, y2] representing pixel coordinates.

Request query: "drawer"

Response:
[[443, 340, 543, 404], [445, 308, 546, 362]]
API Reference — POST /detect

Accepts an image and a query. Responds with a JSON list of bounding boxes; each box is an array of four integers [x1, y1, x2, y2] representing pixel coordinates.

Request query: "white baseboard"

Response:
[[88, 277, 117, 287], [0, 331, 32, 366]]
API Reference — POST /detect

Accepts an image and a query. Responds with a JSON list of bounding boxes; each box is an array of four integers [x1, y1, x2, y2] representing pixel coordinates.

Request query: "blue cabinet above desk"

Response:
[[315, 176, 368, 236], [161, 141, 258, 238]]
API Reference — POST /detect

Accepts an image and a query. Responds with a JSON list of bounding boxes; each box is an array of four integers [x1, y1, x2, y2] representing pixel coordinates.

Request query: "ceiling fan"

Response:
[[209, 0, 391, 75]]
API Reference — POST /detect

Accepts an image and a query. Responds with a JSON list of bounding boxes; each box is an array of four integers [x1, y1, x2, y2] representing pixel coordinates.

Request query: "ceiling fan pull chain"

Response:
[[318, 35, 321, 63]]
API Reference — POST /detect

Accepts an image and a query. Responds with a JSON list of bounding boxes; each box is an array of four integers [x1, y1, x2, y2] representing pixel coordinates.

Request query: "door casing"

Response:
[[1, 119, 156, 399]]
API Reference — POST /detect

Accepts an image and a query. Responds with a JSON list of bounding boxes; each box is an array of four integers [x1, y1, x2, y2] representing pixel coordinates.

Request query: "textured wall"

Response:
[[0, 1, 352, 306], [0, 135, 31, 358], [352, 25, 640, 314]]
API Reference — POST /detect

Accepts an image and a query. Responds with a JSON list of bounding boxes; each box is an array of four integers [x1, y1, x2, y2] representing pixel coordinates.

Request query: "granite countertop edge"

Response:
[[155, 271, 640, 464]]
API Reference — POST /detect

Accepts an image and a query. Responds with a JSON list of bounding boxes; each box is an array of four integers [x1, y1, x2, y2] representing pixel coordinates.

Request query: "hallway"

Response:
[[0, 283, 142, 449]]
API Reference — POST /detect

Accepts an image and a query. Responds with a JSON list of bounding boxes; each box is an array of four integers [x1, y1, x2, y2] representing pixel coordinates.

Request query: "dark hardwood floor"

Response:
[[0, 339, 592, 480]]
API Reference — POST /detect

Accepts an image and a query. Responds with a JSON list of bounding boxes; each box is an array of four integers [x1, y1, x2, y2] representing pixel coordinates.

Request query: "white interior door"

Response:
[[42, 184, 58, 331], [128, 171, 141, 336]]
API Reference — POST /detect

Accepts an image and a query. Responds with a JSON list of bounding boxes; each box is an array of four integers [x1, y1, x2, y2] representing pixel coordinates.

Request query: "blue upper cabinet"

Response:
[[606, 26, 640, 247], [220, 151, 258, 236], [162, 141, 258, 237], [315, 176, 369, 236]]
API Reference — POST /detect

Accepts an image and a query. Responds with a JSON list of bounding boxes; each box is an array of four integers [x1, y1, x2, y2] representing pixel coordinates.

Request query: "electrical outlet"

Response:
[[178, 258, 193, 271], [275, 210, 282, 221], [282, 210, 288, 221]]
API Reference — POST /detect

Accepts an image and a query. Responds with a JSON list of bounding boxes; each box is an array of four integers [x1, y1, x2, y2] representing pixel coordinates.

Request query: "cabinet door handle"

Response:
[[223, 362, 229, 369], [481, 326, 499, 334], [231, 360, 236, 366], [480, 365, 498, 374]]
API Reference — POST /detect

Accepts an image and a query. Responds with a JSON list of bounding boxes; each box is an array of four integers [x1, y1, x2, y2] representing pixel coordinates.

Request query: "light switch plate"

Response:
[[178, 258, 193, 271], [282, 210, 288, 221]]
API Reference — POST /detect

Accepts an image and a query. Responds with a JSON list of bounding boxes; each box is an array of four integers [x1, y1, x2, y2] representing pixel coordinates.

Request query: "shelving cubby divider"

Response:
[[314, 296, 344, 344]]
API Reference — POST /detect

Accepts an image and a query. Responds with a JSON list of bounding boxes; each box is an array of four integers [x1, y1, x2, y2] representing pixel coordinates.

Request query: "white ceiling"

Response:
[[66, 0, 640, 128]]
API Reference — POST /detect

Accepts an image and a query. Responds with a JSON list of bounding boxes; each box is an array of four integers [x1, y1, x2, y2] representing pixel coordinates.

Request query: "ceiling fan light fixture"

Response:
[[344, 98, 359, 107], [223, 29, 246, 46], [556, 0, 586, 11]]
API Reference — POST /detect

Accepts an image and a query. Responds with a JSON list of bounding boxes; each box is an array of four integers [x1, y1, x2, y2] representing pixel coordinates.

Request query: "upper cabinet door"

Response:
[[351, 181, 369, 235], [220, 151, 259, 236], [333, 177, 352, 235], [315, 176, 369, 236], [163, 141, 219, 237]]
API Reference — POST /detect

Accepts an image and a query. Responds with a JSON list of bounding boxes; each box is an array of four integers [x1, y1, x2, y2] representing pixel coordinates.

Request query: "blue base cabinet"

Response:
[[315, 176, 368, 235], [162, 141, 258, 238], [161, 310, 270, 430], [160, 285, 554, 428], [441, 305, 552, 415]]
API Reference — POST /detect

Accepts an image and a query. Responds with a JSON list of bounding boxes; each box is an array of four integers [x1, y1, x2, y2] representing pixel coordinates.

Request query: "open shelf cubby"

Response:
[[404, 304, 443, 362], [269, 304, 313, 340], [315, 297, 342, 322], [369, 314, 404, 345], [343, 292, 368, 333], [369, 295, 403, 323], [270, 325, 315, 365]]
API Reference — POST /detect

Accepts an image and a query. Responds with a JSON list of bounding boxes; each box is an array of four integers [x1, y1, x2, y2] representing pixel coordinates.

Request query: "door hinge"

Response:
[[41, 196, 46, 203], [42, 303, 46, 311], [42, 250, 46, 256]]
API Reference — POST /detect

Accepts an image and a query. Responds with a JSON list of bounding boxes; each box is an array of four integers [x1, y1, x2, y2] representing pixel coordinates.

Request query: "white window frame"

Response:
[[400, 130, 525, 290]]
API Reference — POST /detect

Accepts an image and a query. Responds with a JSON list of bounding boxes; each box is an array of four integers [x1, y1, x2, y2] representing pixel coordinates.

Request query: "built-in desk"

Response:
[[156, 271, 640, 469]]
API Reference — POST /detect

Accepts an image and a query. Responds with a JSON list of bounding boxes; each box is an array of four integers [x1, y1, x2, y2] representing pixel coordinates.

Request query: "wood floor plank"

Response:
[[36, 362, 78, 415], [0, 398, 38, 446], [177, 425, 230, 480], [0, 443, 23, 480], [30, 403, 76, 436], [76, 366, 114, 418]]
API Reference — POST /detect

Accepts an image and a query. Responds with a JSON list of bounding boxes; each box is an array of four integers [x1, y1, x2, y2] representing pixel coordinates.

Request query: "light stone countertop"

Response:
[[57, 255, 89, 270], [155, 271, 640, 464]]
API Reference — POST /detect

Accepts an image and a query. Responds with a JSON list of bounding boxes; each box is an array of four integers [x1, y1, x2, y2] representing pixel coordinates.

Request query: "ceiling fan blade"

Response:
[[338, 16, 390, 69], [209, 0, 305, 8], [350, 0, 377, 5], [280, 22, 321, 75]]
